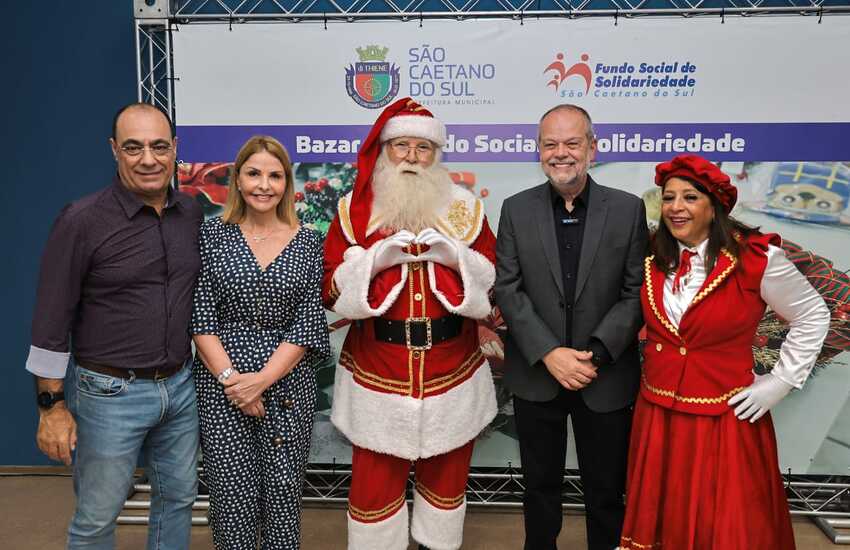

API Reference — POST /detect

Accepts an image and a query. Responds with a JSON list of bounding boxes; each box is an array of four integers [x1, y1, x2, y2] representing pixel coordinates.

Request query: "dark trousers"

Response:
[[514, 388, 633, 550]]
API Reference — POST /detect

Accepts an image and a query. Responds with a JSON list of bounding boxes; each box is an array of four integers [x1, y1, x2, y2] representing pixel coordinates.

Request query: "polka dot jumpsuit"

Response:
[[191, 217, 330, 550]]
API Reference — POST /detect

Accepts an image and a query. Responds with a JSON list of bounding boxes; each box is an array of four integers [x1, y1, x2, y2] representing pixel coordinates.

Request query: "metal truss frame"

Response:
[[118, 466, 850, 542], [133, 0, 850, 542], [134, 0, 850, 109]]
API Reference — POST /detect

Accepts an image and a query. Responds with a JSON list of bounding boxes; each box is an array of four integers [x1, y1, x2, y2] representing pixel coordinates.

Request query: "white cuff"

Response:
[[348, 502, 409, 550], [427, 245, 495, 320], [25, 345, 70, 378], [332, 245, 407, 320], [411, 490, 466, 550]]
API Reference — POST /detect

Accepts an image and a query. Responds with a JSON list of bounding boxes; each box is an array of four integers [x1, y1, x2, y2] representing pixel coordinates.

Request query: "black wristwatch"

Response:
[[37, 391, 65, 410]]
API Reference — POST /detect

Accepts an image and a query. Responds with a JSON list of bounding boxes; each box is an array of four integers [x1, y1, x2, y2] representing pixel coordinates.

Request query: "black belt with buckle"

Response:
[[76, 359, 183, 381], [372, 315, 464, 350]]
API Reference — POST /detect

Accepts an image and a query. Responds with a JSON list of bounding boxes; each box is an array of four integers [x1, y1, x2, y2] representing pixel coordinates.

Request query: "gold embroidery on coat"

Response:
[[447, 200, 471, 237]]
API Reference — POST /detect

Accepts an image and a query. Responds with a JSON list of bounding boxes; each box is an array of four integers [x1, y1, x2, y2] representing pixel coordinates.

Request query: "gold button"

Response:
[[283, 399, 294, 408], [411, 262, 421, 271], [655, 343, 662, 352], [412, 351, 422, 359], [680, 346, 687, 355], [414, 292, 423, 301]]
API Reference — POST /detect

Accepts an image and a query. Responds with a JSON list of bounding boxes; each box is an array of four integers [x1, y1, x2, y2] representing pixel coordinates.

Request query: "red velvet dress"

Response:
[[618, 234, 796, 550]]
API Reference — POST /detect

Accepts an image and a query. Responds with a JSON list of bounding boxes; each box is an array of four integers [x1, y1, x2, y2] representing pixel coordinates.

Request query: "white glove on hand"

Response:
[[727, 373, 793, 423], [414, 228, 460, 270], [371, 230, 416, 277]]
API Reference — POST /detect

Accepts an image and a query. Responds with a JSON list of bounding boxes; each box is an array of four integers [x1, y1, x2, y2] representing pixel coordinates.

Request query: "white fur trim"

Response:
[[420, 362, 497, 458], [411, 490, 466, 550], [332, 245, 408, 320], [427, 246, 495, 320], [331, 359, 497, 460], [380, 114, 446, 147], [348, 502, 409, 550]]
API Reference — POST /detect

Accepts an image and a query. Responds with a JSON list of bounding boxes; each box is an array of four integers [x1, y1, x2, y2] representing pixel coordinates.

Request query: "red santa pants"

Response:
[[347, 441, 475, 550]]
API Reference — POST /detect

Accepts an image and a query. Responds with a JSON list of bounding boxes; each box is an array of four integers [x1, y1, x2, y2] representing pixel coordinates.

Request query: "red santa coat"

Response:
[[640, 233, 780, 415], [323, 184, 498, 460]]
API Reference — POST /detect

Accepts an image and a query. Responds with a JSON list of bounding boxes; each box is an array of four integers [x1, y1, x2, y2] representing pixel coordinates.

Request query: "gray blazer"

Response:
[[494, 177, 648, 412]]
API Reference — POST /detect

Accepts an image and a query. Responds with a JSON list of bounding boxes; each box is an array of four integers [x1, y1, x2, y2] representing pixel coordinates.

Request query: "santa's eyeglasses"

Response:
[[390, 141, 435, 158]]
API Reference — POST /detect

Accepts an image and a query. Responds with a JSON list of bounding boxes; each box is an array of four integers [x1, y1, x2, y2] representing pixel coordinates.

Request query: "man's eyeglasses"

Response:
[[390, 141, 435, 158], [120, 143, 174, 157]]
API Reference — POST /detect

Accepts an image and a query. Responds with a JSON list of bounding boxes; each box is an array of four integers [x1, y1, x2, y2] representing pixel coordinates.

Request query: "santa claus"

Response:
[[322, 98, 498, 550]]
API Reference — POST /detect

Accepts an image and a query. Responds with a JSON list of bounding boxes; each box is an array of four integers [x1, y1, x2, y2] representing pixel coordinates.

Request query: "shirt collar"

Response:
[[549, 179, 591, 209], [678, 238, 709, 259], [112, 175, 183, 219]]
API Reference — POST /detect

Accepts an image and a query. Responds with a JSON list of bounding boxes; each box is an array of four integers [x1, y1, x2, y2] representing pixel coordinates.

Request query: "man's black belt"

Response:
[[76, 359, 183, 381], [372, 315, 464, 351]]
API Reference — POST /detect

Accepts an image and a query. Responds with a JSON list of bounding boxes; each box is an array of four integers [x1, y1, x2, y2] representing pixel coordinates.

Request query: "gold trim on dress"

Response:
[[644, 249, 737, 340], [689, 249, 736, 308], [619, 536, 661, 549], [644, 256, 680, 339], [642, 374, 745, 405]]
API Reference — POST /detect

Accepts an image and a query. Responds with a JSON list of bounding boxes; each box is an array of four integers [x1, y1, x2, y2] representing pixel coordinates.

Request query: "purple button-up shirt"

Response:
[[26, 179, 203, 377]]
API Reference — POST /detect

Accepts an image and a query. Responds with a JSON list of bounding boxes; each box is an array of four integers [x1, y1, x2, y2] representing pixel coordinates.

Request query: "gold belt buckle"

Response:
[[405, 317, 432, 351]]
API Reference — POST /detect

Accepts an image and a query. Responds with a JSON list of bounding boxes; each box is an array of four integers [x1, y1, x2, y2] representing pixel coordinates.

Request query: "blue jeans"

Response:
[[67, 362, 199, 550]]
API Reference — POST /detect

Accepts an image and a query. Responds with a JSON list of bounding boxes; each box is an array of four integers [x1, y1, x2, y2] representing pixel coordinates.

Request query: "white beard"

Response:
[[370, 150, 453, 235]]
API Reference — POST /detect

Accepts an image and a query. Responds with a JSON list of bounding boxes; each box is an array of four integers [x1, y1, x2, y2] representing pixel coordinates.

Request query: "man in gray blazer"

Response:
[[494, 104, 648, 550]]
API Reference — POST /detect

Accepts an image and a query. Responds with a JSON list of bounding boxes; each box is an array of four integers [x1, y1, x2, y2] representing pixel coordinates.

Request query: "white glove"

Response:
[[727, 373, 794, 423], [371, 230, 416, 277], [414, 228, 460, 270]]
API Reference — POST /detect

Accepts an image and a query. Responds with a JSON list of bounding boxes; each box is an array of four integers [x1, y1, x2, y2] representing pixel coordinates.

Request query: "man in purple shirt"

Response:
[[26, 102, 203, 550]]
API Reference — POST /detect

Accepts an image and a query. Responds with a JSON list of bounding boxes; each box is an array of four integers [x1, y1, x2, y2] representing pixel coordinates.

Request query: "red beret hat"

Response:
[[655, 154, 737, 212]]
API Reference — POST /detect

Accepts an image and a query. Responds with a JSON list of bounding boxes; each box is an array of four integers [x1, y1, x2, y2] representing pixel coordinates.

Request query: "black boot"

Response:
[[419, 546, 430, 550]]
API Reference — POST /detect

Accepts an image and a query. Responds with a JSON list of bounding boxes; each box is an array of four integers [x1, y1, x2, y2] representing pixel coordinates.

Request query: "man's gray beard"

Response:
[[371, 151, 453, 235]]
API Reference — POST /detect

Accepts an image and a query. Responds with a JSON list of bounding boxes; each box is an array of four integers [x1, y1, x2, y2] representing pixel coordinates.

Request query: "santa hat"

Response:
[[348, 97, 447, 245], [655, 154, 738, 212]]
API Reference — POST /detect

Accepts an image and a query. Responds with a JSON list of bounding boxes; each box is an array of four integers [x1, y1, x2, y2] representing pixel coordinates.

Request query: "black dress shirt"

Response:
[[26, 179, 203, 377], [549, 182, 612, 364]]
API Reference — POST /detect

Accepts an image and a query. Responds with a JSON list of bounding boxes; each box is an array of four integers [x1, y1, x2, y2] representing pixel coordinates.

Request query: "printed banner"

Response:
[[173, 17, 850, 474]]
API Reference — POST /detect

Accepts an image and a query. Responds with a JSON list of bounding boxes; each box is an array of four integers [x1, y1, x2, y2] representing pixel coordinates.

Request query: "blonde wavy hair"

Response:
[[222, 135, 297, 226]]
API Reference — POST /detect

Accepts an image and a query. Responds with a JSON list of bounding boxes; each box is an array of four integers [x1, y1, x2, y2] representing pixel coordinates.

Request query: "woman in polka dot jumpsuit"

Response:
[[191, 136, 330, 549]]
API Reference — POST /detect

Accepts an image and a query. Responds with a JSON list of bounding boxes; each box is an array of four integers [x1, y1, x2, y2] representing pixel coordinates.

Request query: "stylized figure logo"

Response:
[[544, 53, 592, 94]]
